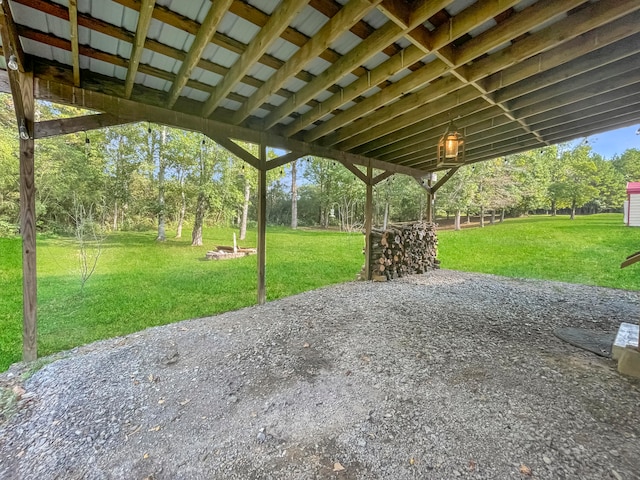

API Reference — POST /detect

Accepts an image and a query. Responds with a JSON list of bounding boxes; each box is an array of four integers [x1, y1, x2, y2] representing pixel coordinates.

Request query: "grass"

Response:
[[438, 213, 640, 290], [1, 213, 638, 372], [0, 226, 364, 371]]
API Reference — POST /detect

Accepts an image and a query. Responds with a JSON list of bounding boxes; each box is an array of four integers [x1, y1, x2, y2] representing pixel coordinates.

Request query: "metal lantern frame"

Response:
[[436, 120, 465, 168]]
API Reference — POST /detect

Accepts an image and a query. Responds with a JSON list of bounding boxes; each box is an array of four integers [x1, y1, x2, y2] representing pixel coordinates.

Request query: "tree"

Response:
[[612, 148, 640, 182], [436, 167, 475, 230], [548, 143, 600, 219]]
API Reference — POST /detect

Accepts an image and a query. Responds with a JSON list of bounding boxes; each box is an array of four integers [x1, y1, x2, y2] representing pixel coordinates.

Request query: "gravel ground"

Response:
[[1, 270, 640, 480]]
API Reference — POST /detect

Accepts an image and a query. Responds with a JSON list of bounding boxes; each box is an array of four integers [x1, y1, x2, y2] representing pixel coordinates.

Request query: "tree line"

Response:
[[0, 96, 638, 239]]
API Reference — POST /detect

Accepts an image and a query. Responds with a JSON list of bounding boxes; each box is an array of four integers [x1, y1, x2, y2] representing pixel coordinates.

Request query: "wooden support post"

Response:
[[426, 176, 433, 223], [257, 142, 267, 305], [20, 71, 37, 362], [364, 164, 373, 281]]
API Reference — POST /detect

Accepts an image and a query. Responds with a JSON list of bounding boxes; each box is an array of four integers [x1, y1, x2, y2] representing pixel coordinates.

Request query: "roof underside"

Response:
[[2, 0, 640, 172]]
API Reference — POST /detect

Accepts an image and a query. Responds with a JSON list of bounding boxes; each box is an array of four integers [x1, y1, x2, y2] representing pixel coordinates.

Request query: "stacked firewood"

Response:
[[369, 222, 439, 281]]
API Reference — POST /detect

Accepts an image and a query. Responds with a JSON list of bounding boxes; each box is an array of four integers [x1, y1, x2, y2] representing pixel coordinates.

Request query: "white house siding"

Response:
[[629, 194, 640, 227]]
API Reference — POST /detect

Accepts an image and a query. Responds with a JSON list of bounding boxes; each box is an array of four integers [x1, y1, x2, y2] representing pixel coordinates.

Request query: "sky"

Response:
[[572, 125, 640, 159]]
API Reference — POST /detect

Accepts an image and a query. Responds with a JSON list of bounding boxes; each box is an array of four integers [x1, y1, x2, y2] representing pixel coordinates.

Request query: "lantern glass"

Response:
[[445, 133, 459, 158]]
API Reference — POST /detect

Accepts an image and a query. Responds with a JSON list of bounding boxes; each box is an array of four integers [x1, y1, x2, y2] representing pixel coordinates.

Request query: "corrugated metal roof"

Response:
[[247, 0, 282, 16], [4, 0, 638, 173]]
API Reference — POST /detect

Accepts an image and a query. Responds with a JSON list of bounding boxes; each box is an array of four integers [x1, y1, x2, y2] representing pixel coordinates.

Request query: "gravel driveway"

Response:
[[1, 270, 639, 479]]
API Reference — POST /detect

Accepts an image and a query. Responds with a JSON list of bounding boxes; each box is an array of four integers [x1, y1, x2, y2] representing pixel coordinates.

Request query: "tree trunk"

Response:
[[570, 200, 576, 220], [112, 199, 118, 231], [290, 160, 298, 229], [454, 209, 461, 230], [480, 205, 485, 227], [500, 209, 505, 222], [466, 212, 471, 224], [156, 126, 166, 242], [191, 192, 206, 246], [240, 177, 250, 240], [490, 210, 495, 225], [551, 199, 557, 216]]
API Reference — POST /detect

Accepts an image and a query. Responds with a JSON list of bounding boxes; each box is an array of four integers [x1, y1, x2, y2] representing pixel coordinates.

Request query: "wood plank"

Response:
[[201, 0, 310, 117], [372, 170, 393, 185], [34, 113, 129, 138], [257, 142, 267, 305], [621, 252, 640, 269], [166, 0, 235, 107], [68, 0, 80, 86], [230, 0, 383, 125], [124, 0, 156, 98]]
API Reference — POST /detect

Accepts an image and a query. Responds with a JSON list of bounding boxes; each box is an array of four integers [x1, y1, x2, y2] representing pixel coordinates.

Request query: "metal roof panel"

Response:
[[11, 3, 50, 35], [267, 38, 299, 62], [336, 73, 357, 88], [446, 0, 478, 16], [247, 0, 282, 16], [218, 14, 261, 45], [289, 6, 330, 37], [330, 31, 362, 56], [305, 57, 331, 76]]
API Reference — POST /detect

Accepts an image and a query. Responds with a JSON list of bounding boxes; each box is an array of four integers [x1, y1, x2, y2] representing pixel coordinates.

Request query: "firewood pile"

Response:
[[369, 222, 439, 281]]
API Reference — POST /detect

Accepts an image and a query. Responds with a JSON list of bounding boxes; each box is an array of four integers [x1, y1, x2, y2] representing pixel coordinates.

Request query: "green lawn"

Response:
[[2, 214, 639, 371], [438, 213, 640, 290], [0, 227, 364, 371]]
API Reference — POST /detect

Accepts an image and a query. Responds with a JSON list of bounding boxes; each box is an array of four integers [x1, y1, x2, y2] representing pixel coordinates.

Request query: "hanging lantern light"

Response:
[[436, 119, 465, 168]]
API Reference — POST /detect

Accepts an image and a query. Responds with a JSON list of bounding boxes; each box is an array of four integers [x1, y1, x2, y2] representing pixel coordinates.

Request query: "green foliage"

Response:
[[438, 213, 640, 289], [0, 227, 364, 371]]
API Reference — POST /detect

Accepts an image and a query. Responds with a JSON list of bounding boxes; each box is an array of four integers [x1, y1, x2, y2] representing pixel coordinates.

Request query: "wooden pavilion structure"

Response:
[[1, 0, 639, 361]]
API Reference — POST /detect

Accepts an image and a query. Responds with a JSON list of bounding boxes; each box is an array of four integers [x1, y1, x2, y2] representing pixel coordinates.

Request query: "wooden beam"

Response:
[[201, 0, 310, 117], [456, 0, 583, 67], [124, 0, 156, 98], [464, 0, 640, 83], [166, 0, 234, 107], [68, 0, 80, 86], [0, 0, 26, 71], [492, 32, 640, 104], [31, 75, 432, 177], [34, 113, 129, 138], [208, 135, 261, 170], [262, 0, 452, 130], [364, 164, 373, 280], [230, 0, 383, 125], [282, 45, 425, 138], [341, 161, 368, 184], [482, 11, 640, 93], [265, 151, 303, 171], [257, 142, 267, 305], [430, 168, 459, 194], [372, 171, 394, 185], [19, 70, 37, 362], [333, 85, 479, 151]]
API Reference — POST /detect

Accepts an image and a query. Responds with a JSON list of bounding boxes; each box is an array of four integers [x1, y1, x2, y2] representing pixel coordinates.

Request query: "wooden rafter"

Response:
[[286, 0, 521, 139], [261, 0, 452, 130], [124, 0, 156, 99], [166, 0, 234, 108], [323, 0, 640, 153], [230, 0, 384, 125], [201, 0, 310, 117], [68, 0, 80, 86]]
